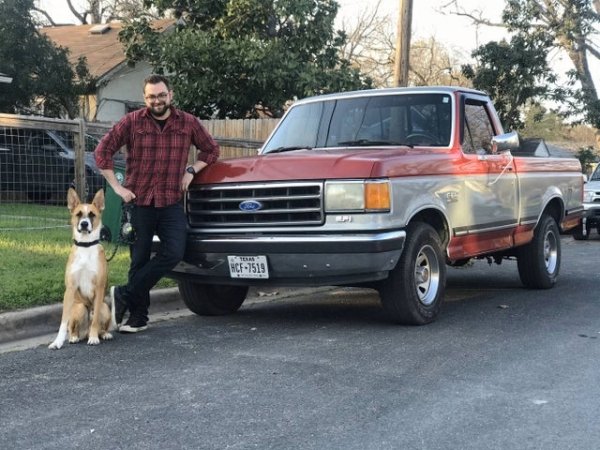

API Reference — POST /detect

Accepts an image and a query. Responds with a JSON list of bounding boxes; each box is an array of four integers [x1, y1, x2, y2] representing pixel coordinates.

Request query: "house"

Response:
[[41, 20, 174, 122]]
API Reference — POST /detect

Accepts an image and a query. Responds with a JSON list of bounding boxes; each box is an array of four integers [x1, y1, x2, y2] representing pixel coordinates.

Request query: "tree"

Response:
[[119, 0, 371, 118], [339, 1, 469, 87], [521, 104, 569, 140], [461, 31, 558, 130], [33, 0, 160, 25], [575, 146, 598, 174], [0, 0, 85, 118], [339, 0, 395, 86], [410, 37, 471, 87], [443, 0, 600, 130]]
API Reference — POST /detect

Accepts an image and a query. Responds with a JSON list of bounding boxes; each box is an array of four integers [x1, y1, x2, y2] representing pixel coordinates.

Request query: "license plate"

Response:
[[227, 255, 269, 279]]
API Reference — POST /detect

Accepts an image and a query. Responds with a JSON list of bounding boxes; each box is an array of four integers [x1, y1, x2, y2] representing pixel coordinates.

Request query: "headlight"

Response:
[[583, 190, 594, 203], [325, 180, 390, 212]]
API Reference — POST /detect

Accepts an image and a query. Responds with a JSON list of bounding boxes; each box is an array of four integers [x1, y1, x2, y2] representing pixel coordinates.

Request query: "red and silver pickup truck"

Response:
[[172, 87, 583, 325]]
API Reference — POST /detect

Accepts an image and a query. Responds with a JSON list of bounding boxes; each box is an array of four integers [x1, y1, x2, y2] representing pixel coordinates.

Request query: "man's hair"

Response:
[[143, 74, 170, 90]]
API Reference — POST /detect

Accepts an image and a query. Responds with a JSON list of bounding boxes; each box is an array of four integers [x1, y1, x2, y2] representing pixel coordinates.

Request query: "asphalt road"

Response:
[[1, 236, 600, 450]]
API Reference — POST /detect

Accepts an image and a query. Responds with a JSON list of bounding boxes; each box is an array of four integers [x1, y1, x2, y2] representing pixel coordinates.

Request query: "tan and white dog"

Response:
[[49, 188, 115, 349]]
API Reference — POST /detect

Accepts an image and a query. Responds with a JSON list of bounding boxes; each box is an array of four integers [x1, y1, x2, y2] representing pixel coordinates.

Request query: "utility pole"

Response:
[[393, 0, 413, 87]]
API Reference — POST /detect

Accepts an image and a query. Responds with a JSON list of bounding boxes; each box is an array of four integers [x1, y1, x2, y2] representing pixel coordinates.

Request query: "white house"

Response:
[[41, 20, 174, 122]]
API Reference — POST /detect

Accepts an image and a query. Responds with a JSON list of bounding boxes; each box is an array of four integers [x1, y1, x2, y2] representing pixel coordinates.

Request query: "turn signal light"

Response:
[[365, 181, 391, 211]]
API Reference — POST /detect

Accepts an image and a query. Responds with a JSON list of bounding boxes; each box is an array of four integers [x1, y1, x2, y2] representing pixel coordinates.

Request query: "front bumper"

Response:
[[166, 230, 406, 286]]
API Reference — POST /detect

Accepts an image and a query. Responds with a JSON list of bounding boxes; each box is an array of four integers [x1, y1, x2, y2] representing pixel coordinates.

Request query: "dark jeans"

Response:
[[122, 202, 187, 322]]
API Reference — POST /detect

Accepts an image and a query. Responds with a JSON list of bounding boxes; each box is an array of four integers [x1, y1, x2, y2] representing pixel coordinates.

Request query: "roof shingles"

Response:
[[41, 19, 174, 79]]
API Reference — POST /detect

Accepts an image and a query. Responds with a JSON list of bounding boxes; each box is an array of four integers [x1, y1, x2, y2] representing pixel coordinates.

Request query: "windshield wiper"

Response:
[[266, 146, 313, 154], [337, 139, 413, 148]]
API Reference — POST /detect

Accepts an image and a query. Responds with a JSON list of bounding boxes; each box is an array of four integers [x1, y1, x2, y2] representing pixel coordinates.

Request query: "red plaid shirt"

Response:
[[95, 107, 219, 207]]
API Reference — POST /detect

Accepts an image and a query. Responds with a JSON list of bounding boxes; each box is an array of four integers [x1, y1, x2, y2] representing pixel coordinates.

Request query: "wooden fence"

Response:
[[204, 118, 279, 158]]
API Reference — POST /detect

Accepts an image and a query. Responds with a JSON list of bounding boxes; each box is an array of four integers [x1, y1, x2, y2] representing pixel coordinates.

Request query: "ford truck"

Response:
[[169, 87, 583, 325]]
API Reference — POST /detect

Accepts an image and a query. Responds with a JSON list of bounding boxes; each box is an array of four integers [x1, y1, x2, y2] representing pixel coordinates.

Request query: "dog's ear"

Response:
[[92, 189, 105, 212], [67, 188, 80, 212]]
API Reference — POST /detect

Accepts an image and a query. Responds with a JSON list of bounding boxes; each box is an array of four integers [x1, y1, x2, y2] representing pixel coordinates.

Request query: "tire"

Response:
[[572, 223, 589, 241], [379, 222, 446, 325], [178, 281, 248, 316], [517, 214, 561, 289]]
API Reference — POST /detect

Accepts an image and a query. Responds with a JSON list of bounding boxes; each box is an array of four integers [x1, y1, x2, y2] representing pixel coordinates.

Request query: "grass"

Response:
[[0, 203, 175, 313]]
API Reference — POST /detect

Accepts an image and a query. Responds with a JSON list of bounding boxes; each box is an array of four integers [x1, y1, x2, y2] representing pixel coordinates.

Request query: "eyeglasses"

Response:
[[145, 92, 169, 102]]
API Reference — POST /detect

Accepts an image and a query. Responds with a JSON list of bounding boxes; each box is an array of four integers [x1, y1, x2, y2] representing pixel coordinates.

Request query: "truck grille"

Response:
[[186, 181, 324, 227]]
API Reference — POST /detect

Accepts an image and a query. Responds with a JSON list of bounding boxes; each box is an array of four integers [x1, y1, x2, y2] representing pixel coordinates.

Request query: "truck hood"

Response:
[[585, 180, 600, 192], [196, 147, 451, 184]]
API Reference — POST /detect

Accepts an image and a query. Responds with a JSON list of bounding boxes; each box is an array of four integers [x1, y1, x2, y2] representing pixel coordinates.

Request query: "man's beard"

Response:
[[149, 102, 169, 117]]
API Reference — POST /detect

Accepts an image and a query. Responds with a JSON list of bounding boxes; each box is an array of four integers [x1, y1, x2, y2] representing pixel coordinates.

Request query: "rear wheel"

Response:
[[178, 281, 248, 316], [379, 222, 446, 325], [517, 214, 560, 289]]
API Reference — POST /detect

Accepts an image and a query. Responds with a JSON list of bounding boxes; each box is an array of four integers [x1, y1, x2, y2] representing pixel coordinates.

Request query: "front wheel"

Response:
[[379, 222, 446, 325], [517, 214, 561, 289], [178, 281, 248, 316]]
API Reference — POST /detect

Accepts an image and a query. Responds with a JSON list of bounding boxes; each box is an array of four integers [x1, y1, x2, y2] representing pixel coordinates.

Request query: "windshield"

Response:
[[591, 165, 600, 181], [263, 93, 453, 153]]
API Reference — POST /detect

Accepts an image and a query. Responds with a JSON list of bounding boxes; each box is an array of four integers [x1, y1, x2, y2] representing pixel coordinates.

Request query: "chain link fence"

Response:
[[0, 114, 273, 234]]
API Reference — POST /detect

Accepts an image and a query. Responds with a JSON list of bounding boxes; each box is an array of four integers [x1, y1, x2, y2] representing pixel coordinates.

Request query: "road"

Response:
[[1, 237, 600, 449]]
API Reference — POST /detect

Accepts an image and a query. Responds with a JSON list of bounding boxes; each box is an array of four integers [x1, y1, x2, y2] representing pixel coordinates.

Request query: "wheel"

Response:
[[178, 281, 248, 316], [572, 222, 589, 240], [379, 222, 446, 325], [517, 214, 561, 289]]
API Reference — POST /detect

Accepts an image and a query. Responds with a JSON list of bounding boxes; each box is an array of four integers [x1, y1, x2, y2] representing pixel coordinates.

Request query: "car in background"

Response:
[[0, 127, 105, 202], [574, 163, 600, 240]]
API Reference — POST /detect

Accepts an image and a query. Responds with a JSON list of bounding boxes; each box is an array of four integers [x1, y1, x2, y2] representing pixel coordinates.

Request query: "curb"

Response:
[[0, 286, 335, 346]]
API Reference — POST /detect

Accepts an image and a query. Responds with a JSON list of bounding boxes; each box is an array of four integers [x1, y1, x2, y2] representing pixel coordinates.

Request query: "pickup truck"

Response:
[[574, 163, 600, 240], [171, 86, 583, 325]]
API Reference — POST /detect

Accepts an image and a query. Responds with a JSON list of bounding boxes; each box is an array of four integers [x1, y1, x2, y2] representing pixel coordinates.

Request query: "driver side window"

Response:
[[463, 102, 495, 154]]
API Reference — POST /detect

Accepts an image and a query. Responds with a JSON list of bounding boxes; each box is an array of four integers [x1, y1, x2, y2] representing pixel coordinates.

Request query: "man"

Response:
[[95, 74, 219, 333]]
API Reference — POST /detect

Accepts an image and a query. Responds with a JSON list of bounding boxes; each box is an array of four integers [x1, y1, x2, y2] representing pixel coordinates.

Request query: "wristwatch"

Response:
[[185, 166, 196, 175]]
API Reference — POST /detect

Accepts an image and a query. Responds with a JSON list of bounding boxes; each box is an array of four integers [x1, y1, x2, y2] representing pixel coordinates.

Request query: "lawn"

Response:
[[0, 202, 174, 313]]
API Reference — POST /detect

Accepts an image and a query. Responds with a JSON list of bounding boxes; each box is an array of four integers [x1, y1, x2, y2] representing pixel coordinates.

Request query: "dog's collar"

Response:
[[73, 239, 100, 248]]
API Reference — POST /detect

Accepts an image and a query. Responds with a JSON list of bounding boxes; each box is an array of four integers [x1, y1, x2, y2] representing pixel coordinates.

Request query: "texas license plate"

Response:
[[227, 255, 269, 279]]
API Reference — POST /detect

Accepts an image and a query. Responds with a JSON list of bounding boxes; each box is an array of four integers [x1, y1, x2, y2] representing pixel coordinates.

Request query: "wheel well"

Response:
[[543, 197, 563, 226], [409, 209, 449, 245]]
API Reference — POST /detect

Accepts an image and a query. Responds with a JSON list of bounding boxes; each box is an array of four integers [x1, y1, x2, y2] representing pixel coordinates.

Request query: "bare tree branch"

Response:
[[32, 6, 56, 26], [66, 0, 88, 24], [586, 42, 600, 60]]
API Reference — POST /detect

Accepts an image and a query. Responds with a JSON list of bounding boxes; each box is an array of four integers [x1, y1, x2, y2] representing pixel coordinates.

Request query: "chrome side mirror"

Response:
[[491, 131, 520, 154]]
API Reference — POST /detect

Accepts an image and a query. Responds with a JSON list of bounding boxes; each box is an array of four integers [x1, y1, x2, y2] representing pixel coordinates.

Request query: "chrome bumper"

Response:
[[167, 230, 406, 286]]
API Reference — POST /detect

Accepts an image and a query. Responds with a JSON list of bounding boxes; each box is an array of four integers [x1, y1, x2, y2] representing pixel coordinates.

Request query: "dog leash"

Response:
[[104, 239, 121, 262], [103, 203, 136, 262]]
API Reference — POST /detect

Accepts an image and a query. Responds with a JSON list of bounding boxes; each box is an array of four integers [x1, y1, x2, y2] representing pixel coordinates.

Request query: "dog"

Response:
[[49, 188, 115, 349]]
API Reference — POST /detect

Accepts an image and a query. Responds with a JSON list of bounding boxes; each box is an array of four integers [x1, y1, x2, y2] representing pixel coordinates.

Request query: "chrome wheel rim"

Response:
[[414, 245, 440, 306], [544, 229, 558, 274]]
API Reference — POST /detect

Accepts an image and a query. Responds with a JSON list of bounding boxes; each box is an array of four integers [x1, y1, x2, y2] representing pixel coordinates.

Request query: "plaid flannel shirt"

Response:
[[95, 107, 219, 207]]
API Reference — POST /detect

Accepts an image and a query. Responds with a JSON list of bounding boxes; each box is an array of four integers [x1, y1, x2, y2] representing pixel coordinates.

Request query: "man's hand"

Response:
[[116, 185, 136, 203], [181, 172, 194, 192]]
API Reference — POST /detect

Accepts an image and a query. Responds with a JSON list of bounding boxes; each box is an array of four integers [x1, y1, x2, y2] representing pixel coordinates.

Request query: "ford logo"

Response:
[[239, 200, 263, 212]]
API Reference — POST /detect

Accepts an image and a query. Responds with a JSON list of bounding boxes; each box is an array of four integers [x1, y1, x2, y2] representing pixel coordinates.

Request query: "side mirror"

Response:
[[583, 173, 588, 183], [491, 131, 520, 154]]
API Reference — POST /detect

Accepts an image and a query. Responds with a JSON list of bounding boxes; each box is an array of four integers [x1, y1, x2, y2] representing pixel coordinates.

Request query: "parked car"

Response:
[[574, 163, 600, 240], [0, 127, 104, 202]]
